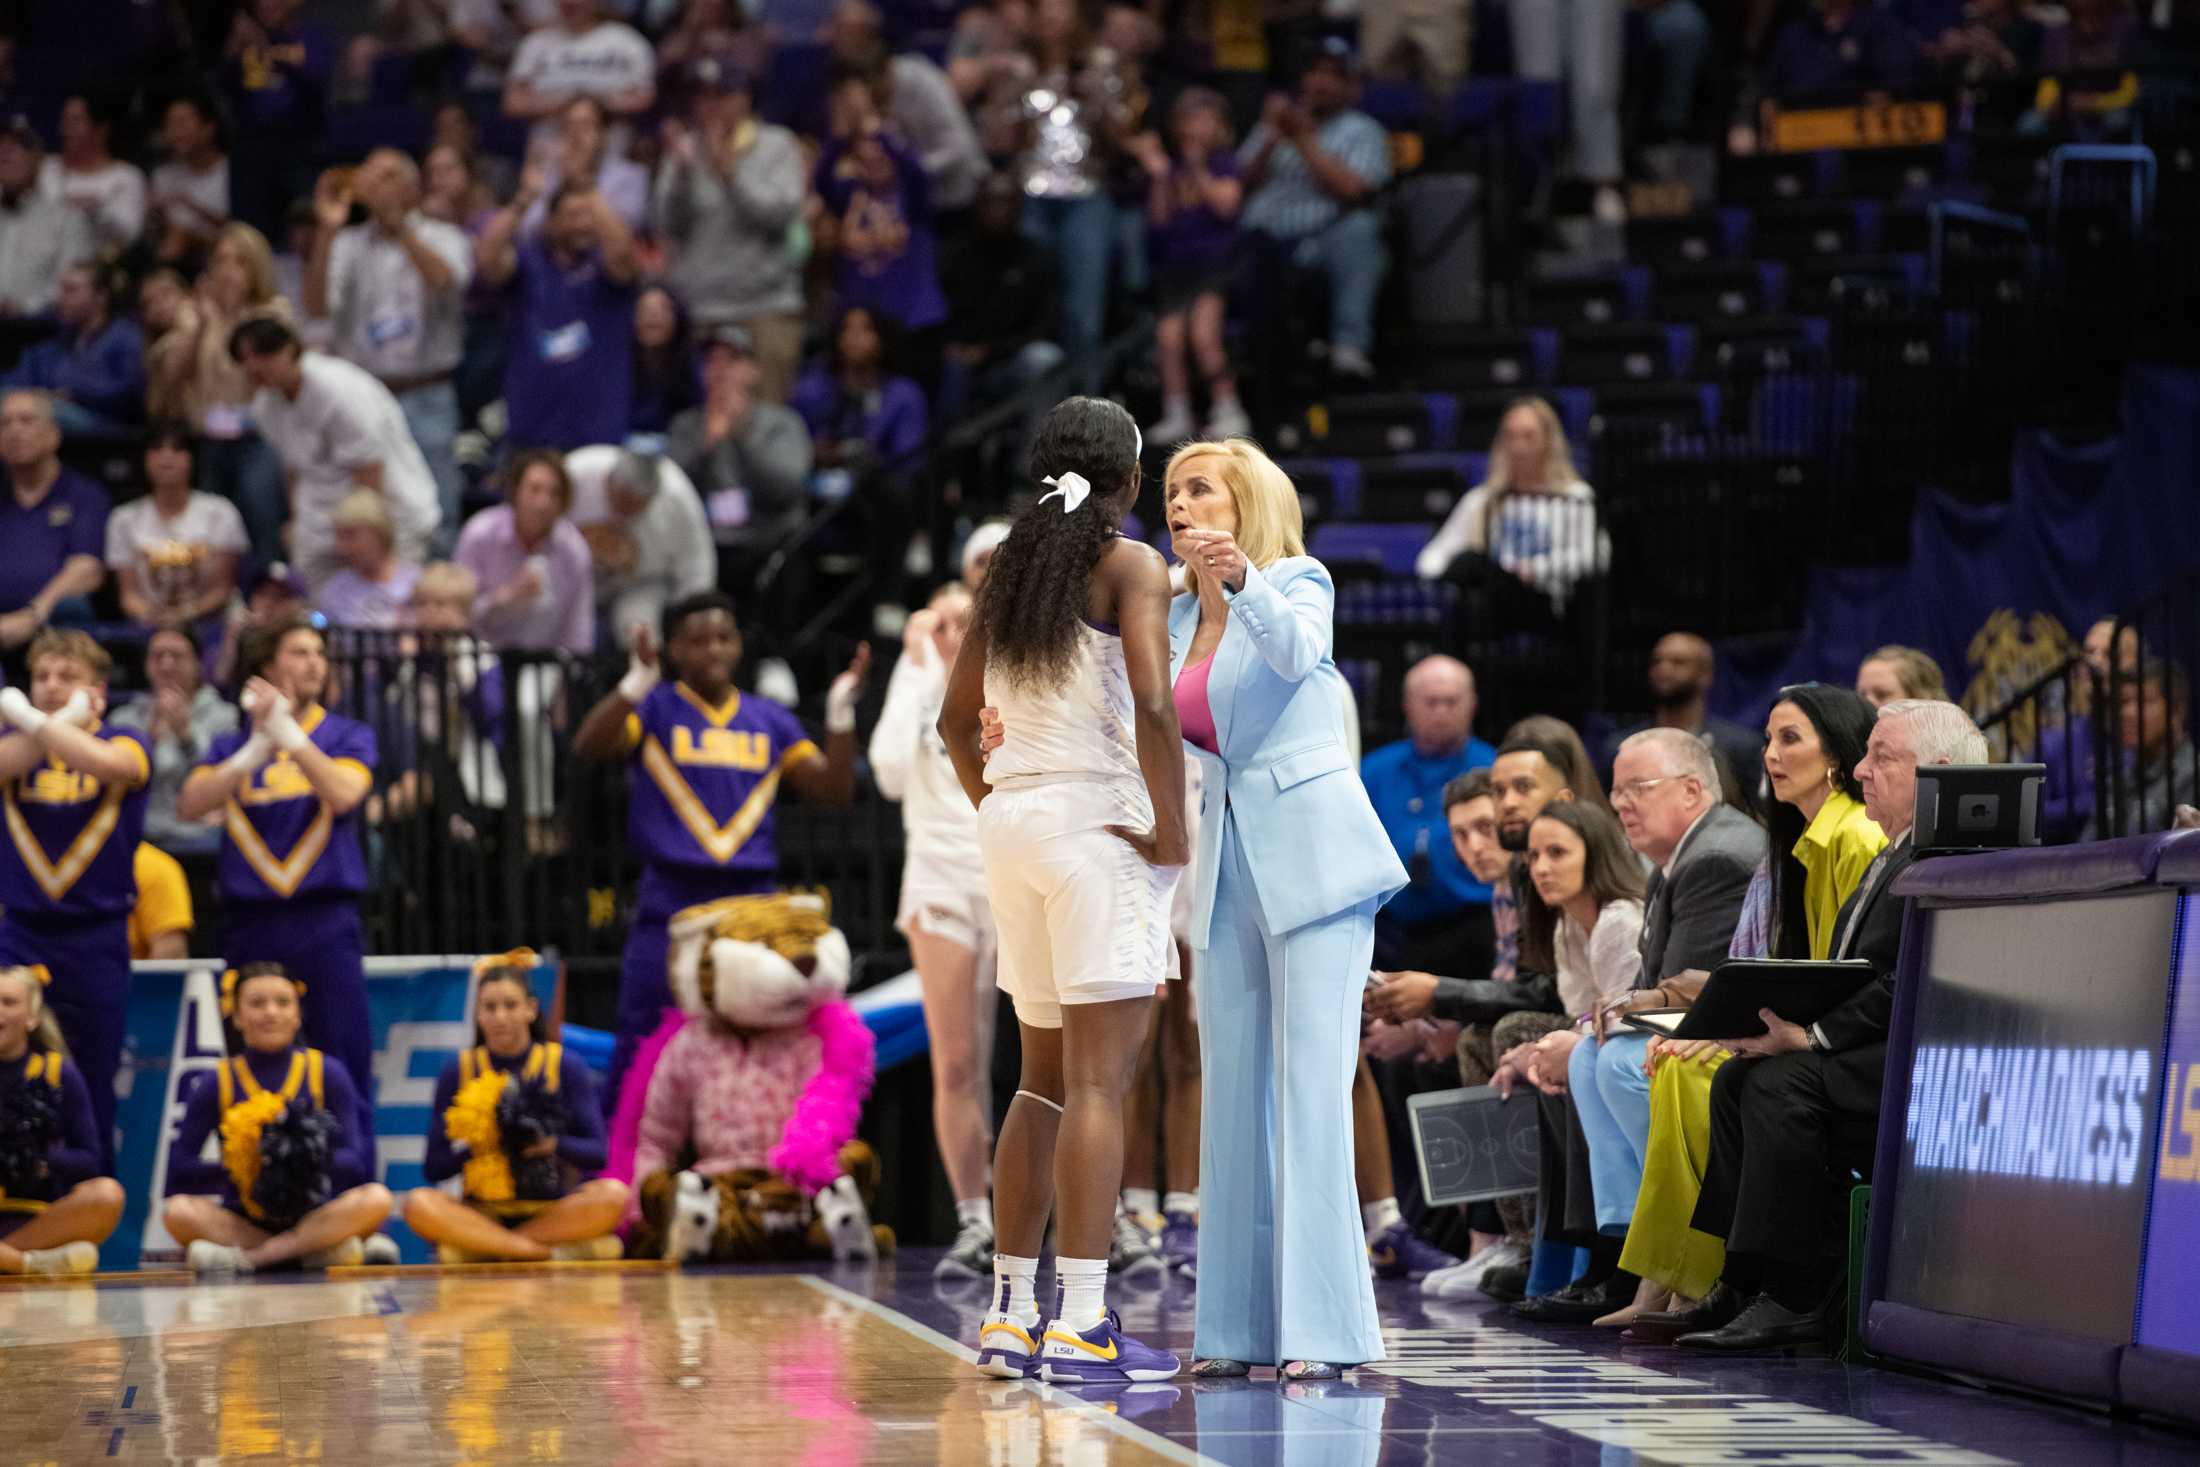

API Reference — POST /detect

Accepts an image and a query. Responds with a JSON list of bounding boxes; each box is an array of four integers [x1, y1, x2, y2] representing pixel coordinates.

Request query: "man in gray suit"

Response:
[[1500, 728, 1760, 1318]]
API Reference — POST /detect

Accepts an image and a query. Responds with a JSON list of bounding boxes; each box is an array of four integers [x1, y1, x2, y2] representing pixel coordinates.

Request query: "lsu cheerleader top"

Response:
[[0, 721, 151, 920], [0, 1050, 102, 1206], [421, 1041, 608, 1196], [166, 1046, 372, 1205], [621, 683, 819, 915], [197, 708, 377, 904]]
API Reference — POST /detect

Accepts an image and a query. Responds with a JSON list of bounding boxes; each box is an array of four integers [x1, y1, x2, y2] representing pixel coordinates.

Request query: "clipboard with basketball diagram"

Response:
[[1407, 1084, 1542, 1207]]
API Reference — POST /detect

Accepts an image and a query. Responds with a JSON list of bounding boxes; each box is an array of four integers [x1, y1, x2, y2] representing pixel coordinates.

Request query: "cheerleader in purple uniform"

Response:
[[0, 631, 153, 1160], [402, 953, 629, 1262], [162, 965, 392, 1274], [572, 590, 869, 1098], [0, 965, 123, 1276], [178, 615, 380, 1157]]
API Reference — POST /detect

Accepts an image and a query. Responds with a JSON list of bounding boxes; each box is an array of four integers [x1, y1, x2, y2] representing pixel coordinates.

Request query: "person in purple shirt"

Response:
[[791, 306, 930, 476], [401, 958, 627, 1262], [0, 632, 152, 1161], [1137, 87, 1249, 446], [161, 964, 392, 1275], [479, 174, 642, 451], [0, 390, 108, 650], [814, 99, 948, 336], [571, 591, 869, 1096], [455, 450, 598, 653], [0, 965, 125, 1277], [1, 260, 146, 434], [1761, 0, 1925, 106], [179, 617, 381, 1160], [219, 0, 335, 234], [313, 492, 423, 632]]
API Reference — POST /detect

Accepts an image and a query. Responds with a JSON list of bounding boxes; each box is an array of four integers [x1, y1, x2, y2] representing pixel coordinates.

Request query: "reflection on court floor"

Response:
[[0, 1268, 1192, 1466], [0, 1258, 2190, 1465]]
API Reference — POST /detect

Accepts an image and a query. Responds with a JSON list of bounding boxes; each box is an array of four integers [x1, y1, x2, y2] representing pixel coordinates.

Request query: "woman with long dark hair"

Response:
[[939, 397, 1189, 1385], [1620, 682, 1884, 1318], [1512, 801, 1648, 1015], [629, 285, 702, 436], [1759, 683, 1882, 962]]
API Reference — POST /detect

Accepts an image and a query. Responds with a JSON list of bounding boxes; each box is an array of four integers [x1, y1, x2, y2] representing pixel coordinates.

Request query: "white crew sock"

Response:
[[1055, 1255, 1110, 1331], [1362, 1196, 1404, 1241], [1163, 1190, 1199, 1219], [957, 1197, 995, 1233], [1121, 1187, 1159, 1219], [993, 1252, 1040, 1321]]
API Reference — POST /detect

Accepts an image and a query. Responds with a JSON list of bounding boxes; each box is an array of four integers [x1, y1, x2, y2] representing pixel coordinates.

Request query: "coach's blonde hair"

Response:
[[1163, 438, 1306, 577]]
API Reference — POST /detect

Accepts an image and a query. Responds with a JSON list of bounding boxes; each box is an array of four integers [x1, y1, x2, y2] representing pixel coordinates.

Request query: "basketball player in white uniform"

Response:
[[939, 398, 1190, 1385]]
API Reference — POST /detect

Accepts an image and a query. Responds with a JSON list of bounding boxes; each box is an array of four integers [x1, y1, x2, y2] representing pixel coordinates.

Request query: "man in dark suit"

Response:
[[1503, 728, 1761, 1318], [1671, 699, 1987, 1350]]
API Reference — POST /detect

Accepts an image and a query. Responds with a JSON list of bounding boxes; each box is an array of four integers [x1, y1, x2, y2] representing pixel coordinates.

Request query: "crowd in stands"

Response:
[[0, 0, 2181, 689]]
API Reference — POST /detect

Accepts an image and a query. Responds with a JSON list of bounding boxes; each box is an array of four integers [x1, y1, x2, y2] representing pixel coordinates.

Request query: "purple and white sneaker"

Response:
[[1161, 1210, 1198, 1277], [976, 1310, 1043, 1378], [1039, 1309, 1182, 1384], [1368, 1221, 1460, 1281]]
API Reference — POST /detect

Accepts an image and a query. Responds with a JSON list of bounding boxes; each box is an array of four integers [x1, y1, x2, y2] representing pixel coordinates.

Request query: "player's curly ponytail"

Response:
[[973, 397, 1143, 694]]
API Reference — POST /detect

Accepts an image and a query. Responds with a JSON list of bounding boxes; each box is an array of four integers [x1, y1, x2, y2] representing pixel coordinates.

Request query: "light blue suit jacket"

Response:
[[1171, 555, 1408, 947]]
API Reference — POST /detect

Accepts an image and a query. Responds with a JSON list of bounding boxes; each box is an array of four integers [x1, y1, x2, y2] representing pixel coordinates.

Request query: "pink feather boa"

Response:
[[604, 1001, 875, 1195], [769, 1000, 876, 1194]]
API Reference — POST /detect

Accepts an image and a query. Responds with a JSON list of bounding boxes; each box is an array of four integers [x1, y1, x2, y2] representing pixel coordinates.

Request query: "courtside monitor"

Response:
[[1913, 763, 2044, 855]]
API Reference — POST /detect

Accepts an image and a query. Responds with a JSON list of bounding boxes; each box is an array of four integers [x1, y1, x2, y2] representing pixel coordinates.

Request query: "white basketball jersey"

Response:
[[982, 620, 1146, 805]]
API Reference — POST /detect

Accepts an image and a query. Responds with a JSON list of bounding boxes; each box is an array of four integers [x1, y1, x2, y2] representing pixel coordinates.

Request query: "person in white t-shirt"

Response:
[[148, 96, 232, 265], [38, 95, 147, 252], [304, 148, 473, 550], [106, 422, 250, 632], [563, 444, 717, 639], [1414, 397, 1609, 609], [503, 0, 656, 158], [230, 314, 440, 591]]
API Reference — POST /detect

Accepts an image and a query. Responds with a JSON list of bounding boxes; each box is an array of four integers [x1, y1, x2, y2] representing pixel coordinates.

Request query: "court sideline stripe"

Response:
[[797, 1275, 1224, 1467]]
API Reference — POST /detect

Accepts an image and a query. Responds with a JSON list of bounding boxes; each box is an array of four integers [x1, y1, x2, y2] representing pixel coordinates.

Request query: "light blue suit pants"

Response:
[[1568, 1032, 1654, 1233], [1194, 812, 1385, 1366]]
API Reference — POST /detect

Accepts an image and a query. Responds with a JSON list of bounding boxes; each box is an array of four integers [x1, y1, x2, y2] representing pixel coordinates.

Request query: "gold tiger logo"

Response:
[[1961, 609, 2078, 762]]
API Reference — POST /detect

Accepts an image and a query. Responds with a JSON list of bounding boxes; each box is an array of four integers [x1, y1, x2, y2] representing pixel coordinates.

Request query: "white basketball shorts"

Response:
[[978, 779, 1182, 1029]]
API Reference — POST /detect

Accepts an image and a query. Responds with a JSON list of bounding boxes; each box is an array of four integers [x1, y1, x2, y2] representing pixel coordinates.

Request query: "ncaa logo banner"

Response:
[[113, 957, 556, 1270]]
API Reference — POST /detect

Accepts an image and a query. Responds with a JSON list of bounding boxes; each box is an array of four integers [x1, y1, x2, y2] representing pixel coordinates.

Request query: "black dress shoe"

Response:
[[1510, 1273, 1639, 1324], [1675, 1291, 1830, 1352], [1623, 1281, 1743, 1344], [1478, 1262, 1529, 1303]]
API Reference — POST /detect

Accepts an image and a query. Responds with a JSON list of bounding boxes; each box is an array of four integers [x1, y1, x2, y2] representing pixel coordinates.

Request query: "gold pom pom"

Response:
[[220, 1090, 290, 1221], [447, 1069, 514, 1203]]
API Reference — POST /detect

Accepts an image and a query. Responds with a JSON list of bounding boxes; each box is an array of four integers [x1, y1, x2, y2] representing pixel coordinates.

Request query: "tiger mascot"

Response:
[[624, 892, 893, 1263]]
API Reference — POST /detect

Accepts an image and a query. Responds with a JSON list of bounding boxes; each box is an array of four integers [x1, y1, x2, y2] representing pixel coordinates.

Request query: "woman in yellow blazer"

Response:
[[1613, 684, 1885, 1325]]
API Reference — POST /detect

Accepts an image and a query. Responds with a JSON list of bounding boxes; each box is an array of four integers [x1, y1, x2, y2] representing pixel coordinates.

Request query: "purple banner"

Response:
[[2137, 894, 2200, 1356]]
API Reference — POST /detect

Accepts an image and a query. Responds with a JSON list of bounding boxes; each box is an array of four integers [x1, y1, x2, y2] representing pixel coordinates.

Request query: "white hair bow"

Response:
[[1037, 472, 1091, 515]]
